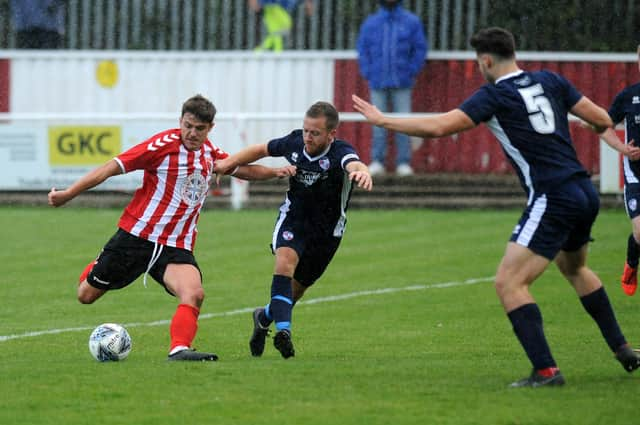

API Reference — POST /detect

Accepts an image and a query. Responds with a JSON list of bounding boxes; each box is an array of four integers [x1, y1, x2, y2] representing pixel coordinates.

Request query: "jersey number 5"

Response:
[[518, 84, 555, 134]]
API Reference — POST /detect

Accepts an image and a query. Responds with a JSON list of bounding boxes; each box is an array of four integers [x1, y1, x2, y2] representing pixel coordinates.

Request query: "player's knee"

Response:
[[182, 287, 205, 307], [77, 291, 96, 304]]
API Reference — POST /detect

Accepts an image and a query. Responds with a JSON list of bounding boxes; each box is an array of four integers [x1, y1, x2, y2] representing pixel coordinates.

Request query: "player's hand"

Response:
[[352, 94, 385, 126], [625, 140, 640, 161], [214, 158, 237, 176], [275, 165, 297, 178], [48, 187, 70, 207], [349, 170, 373, 191]]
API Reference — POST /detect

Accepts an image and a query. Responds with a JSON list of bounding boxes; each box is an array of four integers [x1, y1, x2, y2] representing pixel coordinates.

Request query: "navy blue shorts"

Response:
[[88, 228, 200, 293], [510, 177, 599, 260], [271, 212, 341, 287], [624, 183, 640, 219]]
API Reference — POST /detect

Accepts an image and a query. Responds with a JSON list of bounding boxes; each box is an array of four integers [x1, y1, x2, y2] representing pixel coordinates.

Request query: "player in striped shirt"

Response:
[[48, 94, 295, 361], [353, 27, 640, 386]]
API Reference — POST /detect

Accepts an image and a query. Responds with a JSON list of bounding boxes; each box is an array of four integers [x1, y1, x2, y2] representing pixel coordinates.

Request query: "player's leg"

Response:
[[621, 216, 640, 295], [77, 230, 146, 304], [266, 247, 298, 358], [156, 249, 217, 361], [497, 243, 565, 387], [77, 259, 105, 303], [621, 184, 640, 295], [555, 245, 639, 372]]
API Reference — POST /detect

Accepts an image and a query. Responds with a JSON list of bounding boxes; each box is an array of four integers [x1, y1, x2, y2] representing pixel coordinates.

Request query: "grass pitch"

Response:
[[0, 206, 638, 425]]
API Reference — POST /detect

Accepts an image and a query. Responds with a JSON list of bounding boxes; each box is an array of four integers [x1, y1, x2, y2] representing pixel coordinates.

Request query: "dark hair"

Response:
[[182, 94, 217, 123], [306, 101, 339, 131], [469, 27, 516, 60]]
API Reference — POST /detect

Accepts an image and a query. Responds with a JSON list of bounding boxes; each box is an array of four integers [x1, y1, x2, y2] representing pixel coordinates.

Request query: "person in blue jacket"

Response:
[[356, 0, 427, 176], [10, 0, 65, 49]]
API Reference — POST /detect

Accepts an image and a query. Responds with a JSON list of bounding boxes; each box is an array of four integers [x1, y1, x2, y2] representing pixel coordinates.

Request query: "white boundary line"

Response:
[[0, 276, 494, 343]]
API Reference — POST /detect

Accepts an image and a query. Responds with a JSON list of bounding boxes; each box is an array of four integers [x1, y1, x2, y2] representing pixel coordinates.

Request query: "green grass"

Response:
[[0, 206, 638, 425]]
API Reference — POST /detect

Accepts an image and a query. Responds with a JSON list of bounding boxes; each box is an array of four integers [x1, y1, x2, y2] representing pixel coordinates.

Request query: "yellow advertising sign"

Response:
[[49, 126, 121, 165]]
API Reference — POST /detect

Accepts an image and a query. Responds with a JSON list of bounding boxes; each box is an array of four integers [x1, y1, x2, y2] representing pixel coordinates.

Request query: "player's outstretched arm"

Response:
[[48, 159, 122, 207], [214, 143, 269, 176], [352, 94, 475, 138], [570, 96, 613, 134], [345, 161, 373, 191], [598, 128, 640, 161], [234, 164, 297, 181]]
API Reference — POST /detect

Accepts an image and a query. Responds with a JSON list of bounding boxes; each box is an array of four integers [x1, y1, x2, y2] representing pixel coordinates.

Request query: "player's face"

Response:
[[180, 112, 214, 151], [302, 116, 336, 156]]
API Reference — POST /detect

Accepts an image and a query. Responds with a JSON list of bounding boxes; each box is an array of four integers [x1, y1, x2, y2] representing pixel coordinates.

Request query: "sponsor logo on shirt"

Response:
[[296, 169, 322, 187]]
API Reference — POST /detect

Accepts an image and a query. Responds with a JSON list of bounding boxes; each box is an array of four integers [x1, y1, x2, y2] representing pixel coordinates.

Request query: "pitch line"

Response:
[[0, 276, 494, 343]]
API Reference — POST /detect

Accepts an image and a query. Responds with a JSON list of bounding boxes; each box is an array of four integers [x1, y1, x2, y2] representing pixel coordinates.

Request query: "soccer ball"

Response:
[[88, 323, 132, 362]]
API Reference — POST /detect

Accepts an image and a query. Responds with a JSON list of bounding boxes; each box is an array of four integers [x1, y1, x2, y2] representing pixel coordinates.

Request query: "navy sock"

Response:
[[259, 305, 273, 327], [269, 274, 293, 332], [627, 234, 639, 268], [507, 303, 556, 370], [580, 286, 627, 352]]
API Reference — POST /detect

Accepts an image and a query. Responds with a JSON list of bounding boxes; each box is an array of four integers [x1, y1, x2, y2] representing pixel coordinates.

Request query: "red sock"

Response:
[[79, 260, 97, 283], [537, 367, 559, 377], [170, 304, 200, 351]]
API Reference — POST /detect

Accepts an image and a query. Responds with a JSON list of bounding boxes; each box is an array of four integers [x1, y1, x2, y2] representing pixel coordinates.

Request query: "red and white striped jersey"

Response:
[[113, 128, 228, 251]]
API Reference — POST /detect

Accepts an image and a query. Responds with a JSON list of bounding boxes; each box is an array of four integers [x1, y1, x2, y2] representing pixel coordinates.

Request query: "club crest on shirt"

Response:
[[291, 152, 299, 163], [634, 115, 640, 124], [319, 157, 330, 170], [181, 173, 208, 206], [282, 230, 294, 241], [633, 96, 640, 104], [629, 198, 637, 212]]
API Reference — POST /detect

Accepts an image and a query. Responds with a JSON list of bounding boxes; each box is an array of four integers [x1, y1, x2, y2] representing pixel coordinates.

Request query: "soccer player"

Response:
[[598, 45, 640, 296], [48, 94, 295, 361], [353, 27, 640, 387], [214, 101, 372, 358]]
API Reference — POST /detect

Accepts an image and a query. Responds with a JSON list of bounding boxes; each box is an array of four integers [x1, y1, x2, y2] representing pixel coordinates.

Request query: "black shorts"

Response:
[[510, 177, 599, 260], [271, 213, 341, 287], [624, 183, 640, 220], [87, 228, 200, 293]]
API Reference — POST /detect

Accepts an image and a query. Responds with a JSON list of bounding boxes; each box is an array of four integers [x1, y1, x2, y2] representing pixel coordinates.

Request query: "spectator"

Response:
[[10, 0, 65, 49], [356, 0, 427, 176], [248, 0, 313, 52]]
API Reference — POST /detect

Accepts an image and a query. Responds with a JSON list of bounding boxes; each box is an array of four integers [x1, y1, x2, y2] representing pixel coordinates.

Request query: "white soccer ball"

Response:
[[88, 323, 132, 362]]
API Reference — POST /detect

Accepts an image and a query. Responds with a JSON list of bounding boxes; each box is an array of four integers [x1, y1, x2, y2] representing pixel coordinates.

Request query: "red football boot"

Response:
[[621, 263, 638, 296]]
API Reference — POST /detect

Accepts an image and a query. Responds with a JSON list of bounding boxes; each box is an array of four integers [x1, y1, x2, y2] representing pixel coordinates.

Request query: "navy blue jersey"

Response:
[[459, 70, 587, 201], [267, 130, 361, 237], [608, 82, 640, 183]]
